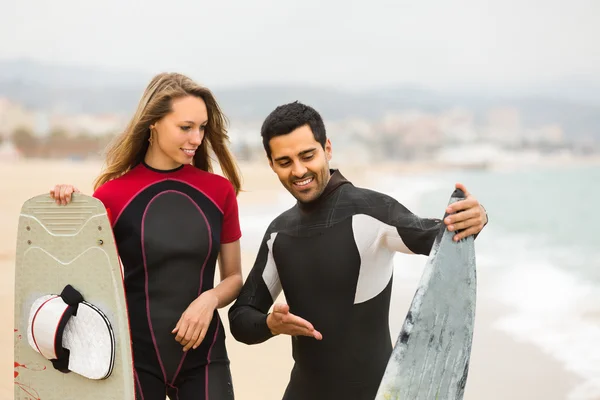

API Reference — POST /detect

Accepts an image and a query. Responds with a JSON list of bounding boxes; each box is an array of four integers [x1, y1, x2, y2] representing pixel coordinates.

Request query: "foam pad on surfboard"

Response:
[[14, 193, 135, 400], [375, 188, 477, 400], [27, 288, 115, 380]]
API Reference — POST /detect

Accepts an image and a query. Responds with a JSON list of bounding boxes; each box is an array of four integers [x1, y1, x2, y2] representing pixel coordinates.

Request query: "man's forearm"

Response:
[[228, 305, 274, 345]]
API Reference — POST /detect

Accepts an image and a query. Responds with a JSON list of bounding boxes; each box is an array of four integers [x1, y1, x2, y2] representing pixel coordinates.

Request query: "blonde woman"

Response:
[[51, 73, 242, 400]]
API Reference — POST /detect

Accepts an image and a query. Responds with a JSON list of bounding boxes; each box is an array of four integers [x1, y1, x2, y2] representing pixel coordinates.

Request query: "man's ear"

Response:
[[325, 139, 333, 161], [268, 155, 274, 171]]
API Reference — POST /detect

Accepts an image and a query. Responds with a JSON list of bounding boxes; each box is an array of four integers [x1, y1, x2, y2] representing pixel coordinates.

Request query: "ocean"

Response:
[[377, 164, 600, 400], [237, 163, 600, 400]]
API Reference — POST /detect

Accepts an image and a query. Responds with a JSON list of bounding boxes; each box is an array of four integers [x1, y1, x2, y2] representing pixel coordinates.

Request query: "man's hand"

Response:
[[266, 303, 323, 340], [444, 183, 488, 241]]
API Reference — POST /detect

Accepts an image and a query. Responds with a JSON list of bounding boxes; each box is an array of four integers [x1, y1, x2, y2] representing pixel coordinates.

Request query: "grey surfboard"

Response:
[[375, 188, 477, 400]]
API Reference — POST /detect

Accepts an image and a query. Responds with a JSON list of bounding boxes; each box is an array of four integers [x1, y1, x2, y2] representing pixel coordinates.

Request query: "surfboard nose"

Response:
[[452, 188, 466, 199]]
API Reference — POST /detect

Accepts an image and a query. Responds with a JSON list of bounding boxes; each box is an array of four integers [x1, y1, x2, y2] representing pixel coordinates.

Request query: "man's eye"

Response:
[[279, 162, 290, 167], [303, 155, 314, 161]]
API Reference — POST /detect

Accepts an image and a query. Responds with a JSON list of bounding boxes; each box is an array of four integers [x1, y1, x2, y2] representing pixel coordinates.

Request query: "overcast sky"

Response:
[[1, 0, 599, 91]]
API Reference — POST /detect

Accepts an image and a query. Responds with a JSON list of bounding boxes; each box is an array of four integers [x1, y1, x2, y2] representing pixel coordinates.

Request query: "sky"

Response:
[[1, 0, 599, 92]]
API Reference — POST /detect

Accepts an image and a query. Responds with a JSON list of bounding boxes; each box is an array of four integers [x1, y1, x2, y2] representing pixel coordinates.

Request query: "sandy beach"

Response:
[[0, 159, 582, 399]]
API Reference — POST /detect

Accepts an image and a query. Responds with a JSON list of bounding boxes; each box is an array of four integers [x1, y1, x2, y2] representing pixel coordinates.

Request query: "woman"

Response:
[[50, 72, 243, 400]]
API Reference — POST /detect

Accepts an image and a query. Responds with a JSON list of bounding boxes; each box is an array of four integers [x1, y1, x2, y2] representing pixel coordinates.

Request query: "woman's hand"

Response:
[[172, 291, 219, 352], [49, 184, 80, 205]]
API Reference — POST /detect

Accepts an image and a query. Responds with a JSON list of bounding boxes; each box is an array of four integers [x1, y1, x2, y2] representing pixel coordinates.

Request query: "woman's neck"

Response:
[[143, 149, 183, 171]]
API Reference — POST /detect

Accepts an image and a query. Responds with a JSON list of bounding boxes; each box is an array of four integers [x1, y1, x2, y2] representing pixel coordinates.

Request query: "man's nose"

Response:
[[291, 161, 308, 178]]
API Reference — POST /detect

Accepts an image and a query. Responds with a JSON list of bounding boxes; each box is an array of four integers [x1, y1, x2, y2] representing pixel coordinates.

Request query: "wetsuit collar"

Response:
[[297, 169, 352, 212], [141, 161, 185, 174]]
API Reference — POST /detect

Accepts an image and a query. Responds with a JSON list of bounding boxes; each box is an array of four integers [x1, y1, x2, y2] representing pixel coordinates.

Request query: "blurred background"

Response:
[[2, 0, 599, 399]]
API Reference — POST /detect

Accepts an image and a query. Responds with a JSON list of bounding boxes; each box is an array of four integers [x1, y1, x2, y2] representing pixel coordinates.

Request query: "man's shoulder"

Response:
[[262, 204, 301, 234], [338, 183, 396, 207]]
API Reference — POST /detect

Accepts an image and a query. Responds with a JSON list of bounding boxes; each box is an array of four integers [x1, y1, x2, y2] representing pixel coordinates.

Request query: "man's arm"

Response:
[[379, 198, 442, 256], [380, 183, 488, 256], [228, 230, 280, 345]]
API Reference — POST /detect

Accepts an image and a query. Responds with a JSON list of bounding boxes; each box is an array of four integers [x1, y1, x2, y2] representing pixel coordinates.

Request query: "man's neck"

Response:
[[297, 169, 350, 211]]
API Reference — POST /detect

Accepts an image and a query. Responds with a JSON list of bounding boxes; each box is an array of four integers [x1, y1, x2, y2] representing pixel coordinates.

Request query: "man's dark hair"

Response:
[[260, 101, 327, 160]]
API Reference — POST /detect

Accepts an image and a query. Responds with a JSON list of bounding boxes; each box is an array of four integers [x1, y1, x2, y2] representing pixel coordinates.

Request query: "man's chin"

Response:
[[290, 188, 317, 203]]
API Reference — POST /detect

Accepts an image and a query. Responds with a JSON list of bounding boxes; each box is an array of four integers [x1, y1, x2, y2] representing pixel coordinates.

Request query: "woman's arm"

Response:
[[209, 240, 244, 309], [172, 240, 243, 351]]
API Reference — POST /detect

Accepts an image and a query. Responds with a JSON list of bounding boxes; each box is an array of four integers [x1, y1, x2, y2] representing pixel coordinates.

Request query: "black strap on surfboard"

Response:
[[50, 284, 84, 373]]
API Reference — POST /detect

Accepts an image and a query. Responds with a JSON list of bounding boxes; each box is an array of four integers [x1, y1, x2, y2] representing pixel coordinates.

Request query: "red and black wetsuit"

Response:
[[93, 161, 241, 400]]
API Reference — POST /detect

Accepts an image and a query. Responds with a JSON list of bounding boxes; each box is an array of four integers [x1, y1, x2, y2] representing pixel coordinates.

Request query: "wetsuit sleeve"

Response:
[[379, 197, 442, 256], [221, 182, 242, 244], [379, 196, 487, 255], [228, 230, 280, 344], [92, 185, 114, 225]]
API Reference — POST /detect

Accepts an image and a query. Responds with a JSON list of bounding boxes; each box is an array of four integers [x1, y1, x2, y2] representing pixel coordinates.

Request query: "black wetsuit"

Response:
[[94, 162, 241, 400], [228, 169, 445, 400]]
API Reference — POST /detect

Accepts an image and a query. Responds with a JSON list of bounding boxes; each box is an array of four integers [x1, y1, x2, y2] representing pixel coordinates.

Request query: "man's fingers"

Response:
[[269, 304, 322, 340], [445, 206, 480, 225], [282, 313, 315, 331], [455, 182, 471, 197], [453, 226, 481, 241], [273, 303, 290, 314], [448, 217, 480, 232], [282, 314, 322, 339], [447, 197, 478, 213], [286, 325, 322, 339]]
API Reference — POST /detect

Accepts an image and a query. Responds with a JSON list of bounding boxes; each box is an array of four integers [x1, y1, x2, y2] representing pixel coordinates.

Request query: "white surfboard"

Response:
[[375, 188, 477, 400], [14, 193, 135, 400]]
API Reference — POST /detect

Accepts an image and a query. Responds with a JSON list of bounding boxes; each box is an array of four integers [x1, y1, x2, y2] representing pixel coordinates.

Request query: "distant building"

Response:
[[0, 140, 22, 161], [49, 113, 126, 136], [0, 97, 36, 134], [439, 108, 478, 143], [483, 107, 523, 146]]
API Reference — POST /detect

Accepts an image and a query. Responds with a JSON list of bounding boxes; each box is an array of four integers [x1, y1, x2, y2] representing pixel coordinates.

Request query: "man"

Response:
[[228, 101, 488, 400]]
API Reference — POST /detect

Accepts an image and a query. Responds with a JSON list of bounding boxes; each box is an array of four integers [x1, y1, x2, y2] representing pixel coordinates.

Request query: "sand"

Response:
[[0, 159, 581, 399]]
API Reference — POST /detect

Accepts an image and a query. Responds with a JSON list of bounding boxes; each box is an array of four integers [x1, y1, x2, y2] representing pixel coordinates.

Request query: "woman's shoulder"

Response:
[[180, 165, 237, 209], [92, 165, 142, 201], [183, 165, 235, 191]]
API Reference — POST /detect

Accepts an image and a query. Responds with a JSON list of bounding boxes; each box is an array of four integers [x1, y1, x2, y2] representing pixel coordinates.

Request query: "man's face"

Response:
[[268, 124, 332, 203]]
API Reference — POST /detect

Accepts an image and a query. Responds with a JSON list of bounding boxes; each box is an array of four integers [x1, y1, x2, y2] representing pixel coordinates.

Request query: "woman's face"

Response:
[[147, 95, 208, 170]]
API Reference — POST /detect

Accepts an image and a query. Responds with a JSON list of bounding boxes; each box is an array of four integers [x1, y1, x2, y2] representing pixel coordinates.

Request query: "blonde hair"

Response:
[[93, 72, 242, 194]]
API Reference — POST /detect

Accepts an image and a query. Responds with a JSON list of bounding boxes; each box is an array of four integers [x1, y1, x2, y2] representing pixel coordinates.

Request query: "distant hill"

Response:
[[0, 58, 599, 140]]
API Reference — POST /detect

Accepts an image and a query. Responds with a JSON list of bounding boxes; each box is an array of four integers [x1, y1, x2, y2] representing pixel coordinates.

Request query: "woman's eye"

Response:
[[181, 126, 191, 132], [200, 125, 206, 131]]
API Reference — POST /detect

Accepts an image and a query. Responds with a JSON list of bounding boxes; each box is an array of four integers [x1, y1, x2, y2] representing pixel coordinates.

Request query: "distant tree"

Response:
[[11, 126, 37, 156], [48, 128, 69, 143], [46, 128, 70, 157]]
